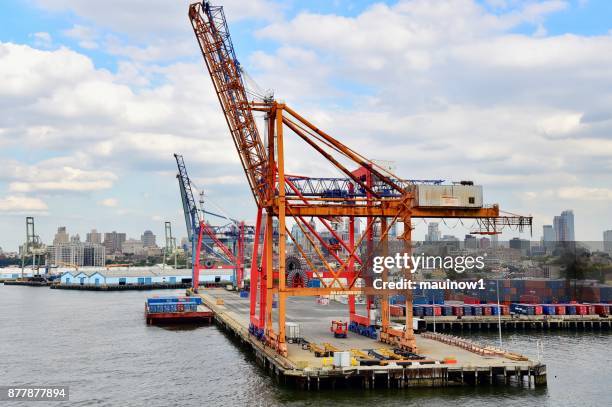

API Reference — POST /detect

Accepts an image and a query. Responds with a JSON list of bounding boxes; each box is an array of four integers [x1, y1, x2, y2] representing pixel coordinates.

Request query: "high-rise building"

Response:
[[86, 229, 102, 244], [141, 230, 157, 248], [464, 234, 478, 249], [49, 243, 105, 267], [425, 223, 441, 242], [604, 230, 612, 253], [542, 225, 555, 242], [53, 227, 69, 245], [479, 237, 490, 249], [103, 231, 126, 254], [553, 210, 575, 242]]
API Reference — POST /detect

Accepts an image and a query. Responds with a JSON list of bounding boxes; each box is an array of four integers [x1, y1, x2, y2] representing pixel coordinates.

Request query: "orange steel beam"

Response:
[[282, 117, 380, 197], [283, 105, 405, 193], [276, 203, 500, 218]]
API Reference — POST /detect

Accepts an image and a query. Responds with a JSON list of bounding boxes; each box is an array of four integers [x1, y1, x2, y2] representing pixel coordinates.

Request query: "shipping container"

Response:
[[480, 305, 492, 316], [462, 305, 473, 316], [452, 305, 464, 316], [390, 305, 404, 317], [441, 305, 453, 316]]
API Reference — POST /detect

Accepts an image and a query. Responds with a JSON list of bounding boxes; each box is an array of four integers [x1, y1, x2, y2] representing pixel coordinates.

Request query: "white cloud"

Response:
[[31, 0, 281, 62], [63, 24, 98, 49], [558, 187, 612, 201], [31, 32, 52, 48], [2, 157, 117, 193], [99, 198, 119, 207], [0, 195, 48, 212]]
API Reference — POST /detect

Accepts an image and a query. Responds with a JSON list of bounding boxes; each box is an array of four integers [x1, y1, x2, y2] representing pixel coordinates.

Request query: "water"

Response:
[[1, 285, 610, 406]]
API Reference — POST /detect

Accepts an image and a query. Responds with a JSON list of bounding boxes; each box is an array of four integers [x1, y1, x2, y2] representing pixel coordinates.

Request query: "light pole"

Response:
[[432, 291, 436, 333], [496, 279, 503, 348]]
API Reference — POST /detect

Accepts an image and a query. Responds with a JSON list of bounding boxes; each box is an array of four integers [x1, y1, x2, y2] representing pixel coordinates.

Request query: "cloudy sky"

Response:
[[1, 0, 611, 251]]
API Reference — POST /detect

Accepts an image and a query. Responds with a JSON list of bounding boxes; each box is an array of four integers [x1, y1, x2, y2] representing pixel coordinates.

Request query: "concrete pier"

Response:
[[197, 289, 547, 390], [416, 315, 612, 332]]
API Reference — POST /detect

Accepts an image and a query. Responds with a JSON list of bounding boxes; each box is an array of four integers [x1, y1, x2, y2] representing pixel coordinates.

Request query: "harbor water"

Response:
[[0, 285, 610, 406]]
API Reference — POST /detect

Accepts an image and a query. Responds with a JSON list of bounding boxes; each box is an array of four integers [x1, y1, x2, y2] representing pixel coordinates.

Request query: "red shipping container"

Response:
[[452, 306, 464, 316], [533, 305, 543, 315], [501, 305, 510, 315], [576, 305, 588, 315], [464, 296, 479, 305], [351, 313, 370, 326], [481, 305, 492, 316], [390, 305, 404, 317], [594, 304, 610, 315], [432, 306, 442, 316], [555, 305, 566, 315]]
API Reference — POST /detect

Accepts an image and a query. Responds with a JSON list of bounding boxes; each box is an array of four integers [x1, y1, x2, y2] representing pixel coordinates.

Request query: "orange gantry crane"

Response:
[[188, 1, 532, 356]]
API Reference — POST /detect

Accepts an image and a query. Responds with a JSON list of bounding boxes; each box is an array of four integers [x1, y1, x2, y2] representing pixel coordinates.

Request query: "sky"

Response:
[[1, 0, 611, 251]]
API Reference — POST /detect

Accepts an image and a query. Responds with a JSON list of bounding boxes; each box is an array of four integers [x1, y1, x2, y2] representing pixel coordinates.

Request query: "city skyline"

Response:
[[1, 0, 612, 249]]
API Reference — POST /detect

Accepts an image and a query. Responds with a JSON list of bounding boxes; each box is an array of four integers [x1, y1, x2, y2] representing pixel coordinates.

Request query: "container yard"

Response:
[[195, 288, 546, 389]]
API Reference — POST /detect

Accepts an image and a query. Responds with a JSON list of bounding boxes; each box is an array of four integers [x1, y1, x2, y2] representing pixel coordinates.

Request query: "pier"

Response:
[[197, 289, 547, 390], [416, 315, 612, 332], [50, 282, 191, 291]]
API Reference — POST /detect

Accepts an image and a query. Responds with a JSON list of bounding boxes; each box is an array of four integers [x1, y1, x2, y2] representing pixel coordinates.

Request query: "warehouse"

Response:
[[58, 265, 234, 286]]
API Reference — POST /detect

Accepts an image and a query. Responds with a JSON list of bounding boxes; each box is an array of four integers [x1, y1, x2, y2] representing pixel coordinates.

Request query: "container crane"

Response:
[[174, 153, 251, 290], [188, 1, 532, 356]]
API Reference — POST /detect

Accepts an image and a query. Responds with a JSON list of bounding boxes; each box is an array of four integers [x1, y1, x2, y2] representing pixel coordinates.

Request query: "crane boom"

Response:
[[189, 2, 269, 206], [174, 153, 200, 242]]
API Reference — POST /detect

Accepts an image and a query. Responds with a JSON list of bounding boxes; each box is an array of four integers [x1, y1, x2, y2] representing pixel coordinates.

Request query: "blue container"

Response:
[[441, 306, 453, 316], [491, 305, 500, 315], [566, 305, 577, 315], [542, 305, 556, 315], [307, 279, 321, 288], [462, 305, 473, 316], [423, 306, 434, 316], [413, 296, 429, 305], [413, 306, 424, 317], [471, 305, 483, 316]]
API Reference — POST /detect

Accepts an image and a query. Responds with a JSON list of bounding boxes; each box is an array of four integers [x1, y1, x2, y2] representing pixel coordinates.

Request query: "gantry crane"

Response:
[[189, 1, 532, 356], [20, 216, 46, 277], [174, 153, 252, 290]]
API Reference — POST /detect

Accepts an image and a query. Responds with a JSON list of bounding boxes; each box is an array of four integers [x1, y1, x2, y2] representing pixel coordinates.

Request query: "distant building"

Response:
[[86, 229, 102, 244], [104, 231, 126, 254], [425, 223, 441, 242], [509, 237, 530, 254], [49, 243, 105, 267], [479, 237, 490, 249], [141, 230, 157, 248], [604, 230, 612, 253], [123, 239, 145, 256], [553, 210, 575, 242], [53, 227, 69, 245], [464, 235, 478, 249]]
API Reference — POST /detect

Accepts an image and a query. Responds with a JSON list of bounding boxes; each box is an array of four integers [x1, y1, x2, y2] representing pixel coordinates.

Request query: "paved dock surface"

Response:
[[201, 289, 540, 370]]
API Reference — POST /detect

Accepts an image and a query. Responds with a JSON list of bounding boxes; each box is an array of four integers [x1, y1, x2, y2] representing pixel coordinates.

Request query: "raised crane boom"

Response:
[[174, 153, 200, 242], [189, 2, 268, 206]]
